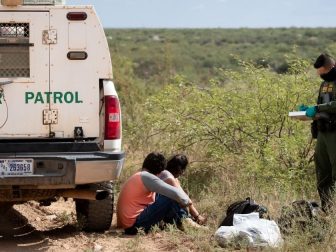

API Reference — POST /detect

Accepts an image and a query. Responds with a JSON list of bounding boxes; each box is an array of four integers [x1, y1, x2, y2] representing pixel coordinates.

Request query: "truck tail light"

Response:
[[104, 96, 121, 140], [67, 51, 88, 60], [67, 12, 87, 21]]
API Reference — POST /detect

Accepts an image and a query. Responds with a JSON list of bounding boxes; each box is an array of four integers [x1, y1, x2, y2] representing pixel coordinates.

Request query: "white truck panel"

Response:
[[68, 22, 87, 50], [0, 5, 114, 139], [49, 6, 112, 138], [0, 11, 50, 137], [0, 5, 124, 228]]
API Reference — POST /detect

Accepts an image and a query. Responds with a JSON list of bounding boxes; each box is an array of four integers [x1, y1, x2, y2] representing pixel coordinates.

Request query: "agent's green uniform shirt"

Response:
[[315, 80, 336, 210]]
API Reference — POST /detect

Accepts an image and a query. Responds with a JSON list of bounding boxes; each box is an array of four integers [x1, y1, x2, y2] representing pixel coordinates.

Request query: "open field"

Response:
[[0, 199, 215, 252], [0, 200, 166, 252], [3, 28, 336, 251]]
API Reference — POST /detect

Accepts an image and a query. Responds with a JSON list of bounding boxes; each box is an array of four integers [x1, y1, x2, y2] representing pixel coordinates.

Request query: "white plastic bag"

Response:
[[215, 213, 283, 248]]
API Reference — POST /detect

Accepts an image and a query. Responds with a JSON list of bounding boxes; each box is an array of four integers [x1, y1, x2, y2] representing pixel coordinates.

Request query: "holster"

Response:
[[311, 121, 318, 139], [316, 119, 336, 133]]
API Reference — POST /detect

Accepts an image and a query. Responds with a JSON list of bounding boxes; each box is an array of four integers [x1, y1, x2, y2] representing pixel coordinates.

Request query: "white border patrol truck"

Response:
[[0, 0, 124, 231]]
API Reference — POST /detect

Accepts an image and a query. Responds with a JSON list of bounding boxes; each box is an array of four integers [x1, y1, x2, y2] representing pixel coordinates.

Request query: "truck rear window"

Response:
[[0, 23, 30, 78]]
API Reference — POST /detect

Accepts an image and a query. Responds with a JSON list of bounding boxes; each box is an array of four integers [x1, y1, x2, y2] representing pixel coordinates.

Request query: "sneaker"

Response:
[[183, 217, 209, 230]]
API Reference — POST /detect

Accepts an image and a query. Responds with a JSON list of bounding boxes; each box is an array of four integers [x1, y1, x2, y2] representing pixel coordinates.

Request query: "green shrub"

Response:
[[132, 58, 318, 194]]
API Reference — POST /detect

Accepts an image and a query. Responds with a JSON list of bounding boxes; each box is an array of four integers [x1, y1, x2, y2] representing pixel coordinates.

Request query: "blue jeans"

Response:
[[125, 194, 187, 234]]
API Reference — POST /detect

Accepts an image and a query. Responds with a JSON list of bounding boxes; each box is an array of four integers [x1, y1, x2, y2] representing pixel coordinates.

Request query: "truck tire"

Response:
[[0, 203, 13, 215], [75, 182, 113, 232]]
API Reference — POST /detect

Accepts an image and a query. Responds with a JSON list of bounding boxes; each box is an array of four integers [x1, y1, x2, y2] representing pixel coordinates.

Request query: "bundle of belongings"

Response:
[[215, 198, 327, 249], [277, 200, 327, 242], [215, 198, 283, 248]]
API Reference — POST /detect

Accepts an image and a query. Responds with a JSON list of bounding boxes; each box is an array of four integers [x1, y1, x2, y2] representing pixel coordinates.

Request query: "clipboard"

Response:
[[288, 111, 311, 121]]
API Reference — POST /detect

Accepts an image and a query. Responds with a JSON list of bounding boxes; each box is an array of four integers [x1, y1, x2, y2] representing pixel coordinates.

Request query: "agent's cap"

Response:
[[314, 53, 335, 69]]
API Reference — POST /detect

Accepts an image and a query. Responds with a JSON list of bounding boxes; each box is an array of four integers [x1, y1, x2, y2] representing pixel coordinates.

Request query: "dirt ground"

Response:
[[0, 199, 167, 252]]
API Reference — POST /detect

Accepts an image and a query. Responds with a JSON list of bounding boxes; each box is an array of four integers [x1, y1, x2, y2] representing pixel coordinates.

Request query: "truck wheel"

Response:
[[75, 182, 113, 232], [0, 203, 13, 215]]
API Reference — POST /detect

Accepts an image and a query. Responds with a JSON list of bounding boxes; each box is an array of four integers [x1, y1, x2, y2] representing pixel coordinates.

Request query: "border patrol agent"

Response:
[[303, 54, 336, 211]]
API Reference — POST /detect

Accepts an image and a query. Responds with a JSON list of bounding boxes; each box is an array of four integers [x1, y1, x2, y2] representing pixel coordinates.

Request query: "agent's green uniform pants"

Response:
[[315, 131, 336, 210]]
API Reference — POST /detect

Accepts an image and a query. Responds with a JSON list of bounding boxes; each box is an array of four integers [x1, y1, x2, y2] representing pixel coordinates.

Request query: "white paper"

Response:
[[288, 111, 311, 121]]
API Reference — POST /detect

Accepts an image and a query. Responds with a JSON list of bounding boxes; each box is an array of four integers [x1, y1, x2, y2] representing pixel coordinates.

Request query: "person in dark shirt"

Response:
[[303, 54, 336, 211], [159, 154, 206, 225]]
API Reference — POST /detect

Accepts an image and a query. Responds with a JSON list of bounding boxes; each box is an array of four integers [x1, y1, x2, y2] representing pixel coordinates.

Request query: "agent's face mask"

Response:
[[320, 67, 336, 82]]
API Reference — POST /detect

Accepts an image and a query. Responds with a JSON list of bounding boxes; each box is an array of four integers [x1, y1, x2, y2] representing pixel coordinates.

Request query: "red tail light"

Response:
[[67, 12, 88, 21], [104, 96, 121, 140]]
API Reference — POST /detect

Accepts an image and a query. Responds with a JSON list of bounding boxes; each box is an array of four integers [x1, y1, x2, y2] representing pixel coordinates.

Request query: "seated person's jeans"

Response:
[[125, 194, 187, 234]]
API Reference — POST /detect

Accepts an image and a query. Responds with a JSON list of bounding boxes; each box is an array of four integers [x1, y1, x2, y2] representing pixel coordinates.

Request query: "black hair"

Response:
[[166, 154, 189, 178], [314, 54, 335, 69], [142, 152, 166, 175]]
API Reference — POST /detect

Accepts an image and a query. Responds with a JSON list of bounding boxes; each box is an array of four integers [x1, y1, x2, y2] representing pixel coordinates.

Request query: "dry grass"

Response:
[[116, 150, 336, 251]]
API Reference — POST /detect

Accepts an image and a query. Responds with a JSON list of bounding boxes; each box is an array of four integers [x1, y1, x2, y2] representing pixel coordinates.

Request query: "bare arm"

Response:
[[163, 177, 206, 224], [189, 204, 206, 224], [164, 177, 180, 187]]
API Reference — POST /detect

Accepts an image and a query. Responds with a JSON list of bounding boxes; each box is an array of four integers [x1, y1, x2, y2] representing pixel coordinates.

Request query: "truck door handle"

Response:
[[0, 43, 34, 47]]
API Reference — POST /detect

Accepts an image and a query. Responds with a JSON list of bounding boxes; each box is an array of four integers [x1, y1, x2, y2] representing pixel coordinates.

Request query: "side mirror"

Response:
[[0, 80, 13, 85]]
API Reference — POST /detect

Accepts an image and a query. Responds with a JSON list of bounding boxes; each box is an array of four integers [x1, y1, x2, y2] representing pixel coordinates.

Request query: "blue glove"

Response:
[[298, 104, 308, 111], [305, 106, 317, 118]]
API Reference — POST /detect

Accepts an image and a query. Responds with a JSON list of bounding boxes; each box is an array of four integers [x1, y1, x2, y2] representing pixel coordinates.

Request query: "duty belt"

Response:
[[317, 120, 336, 132]]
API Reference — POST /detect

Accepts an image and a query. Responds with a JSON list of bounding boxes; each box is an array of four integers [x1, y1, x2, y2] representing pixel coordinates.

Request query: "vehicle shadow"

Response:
[[0, 207, 80, 251]]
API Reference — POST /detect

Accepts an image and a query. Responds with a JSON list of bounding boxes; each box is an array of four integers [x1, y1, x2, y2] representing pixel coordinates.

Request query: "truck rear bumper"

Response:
[[0, 151, 125, 187]]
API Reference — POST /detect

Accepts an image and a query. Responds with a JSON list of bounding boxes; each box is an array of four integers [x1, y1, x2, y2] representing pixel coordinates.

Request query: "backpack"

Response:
[[278, 200, 322, 234], [277, 200, 327, 243], [219, 197, 267, 227]]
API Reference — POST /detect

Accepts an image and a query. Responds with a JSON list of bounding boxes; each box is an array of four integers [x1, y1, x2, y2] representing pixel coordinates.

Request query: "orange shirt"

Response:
[[117, 172, 155, 228]]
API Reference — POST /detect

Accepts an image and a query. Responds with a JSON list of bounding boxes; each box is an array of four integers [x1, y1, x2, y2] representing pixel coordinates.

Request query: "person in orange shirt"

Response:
[[117, 152, 191, 234]]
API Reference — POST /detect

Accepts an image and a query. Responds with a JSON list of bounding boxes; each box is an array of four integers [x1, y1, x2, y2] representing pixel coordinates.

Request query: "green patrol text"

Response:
[[25, 91, 83, 104]]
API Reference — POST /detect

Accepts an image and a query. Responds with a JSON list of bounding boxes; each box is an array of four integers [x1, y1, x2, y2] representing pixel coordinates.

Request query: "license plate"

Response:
[[0, 159, 34, 177]]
